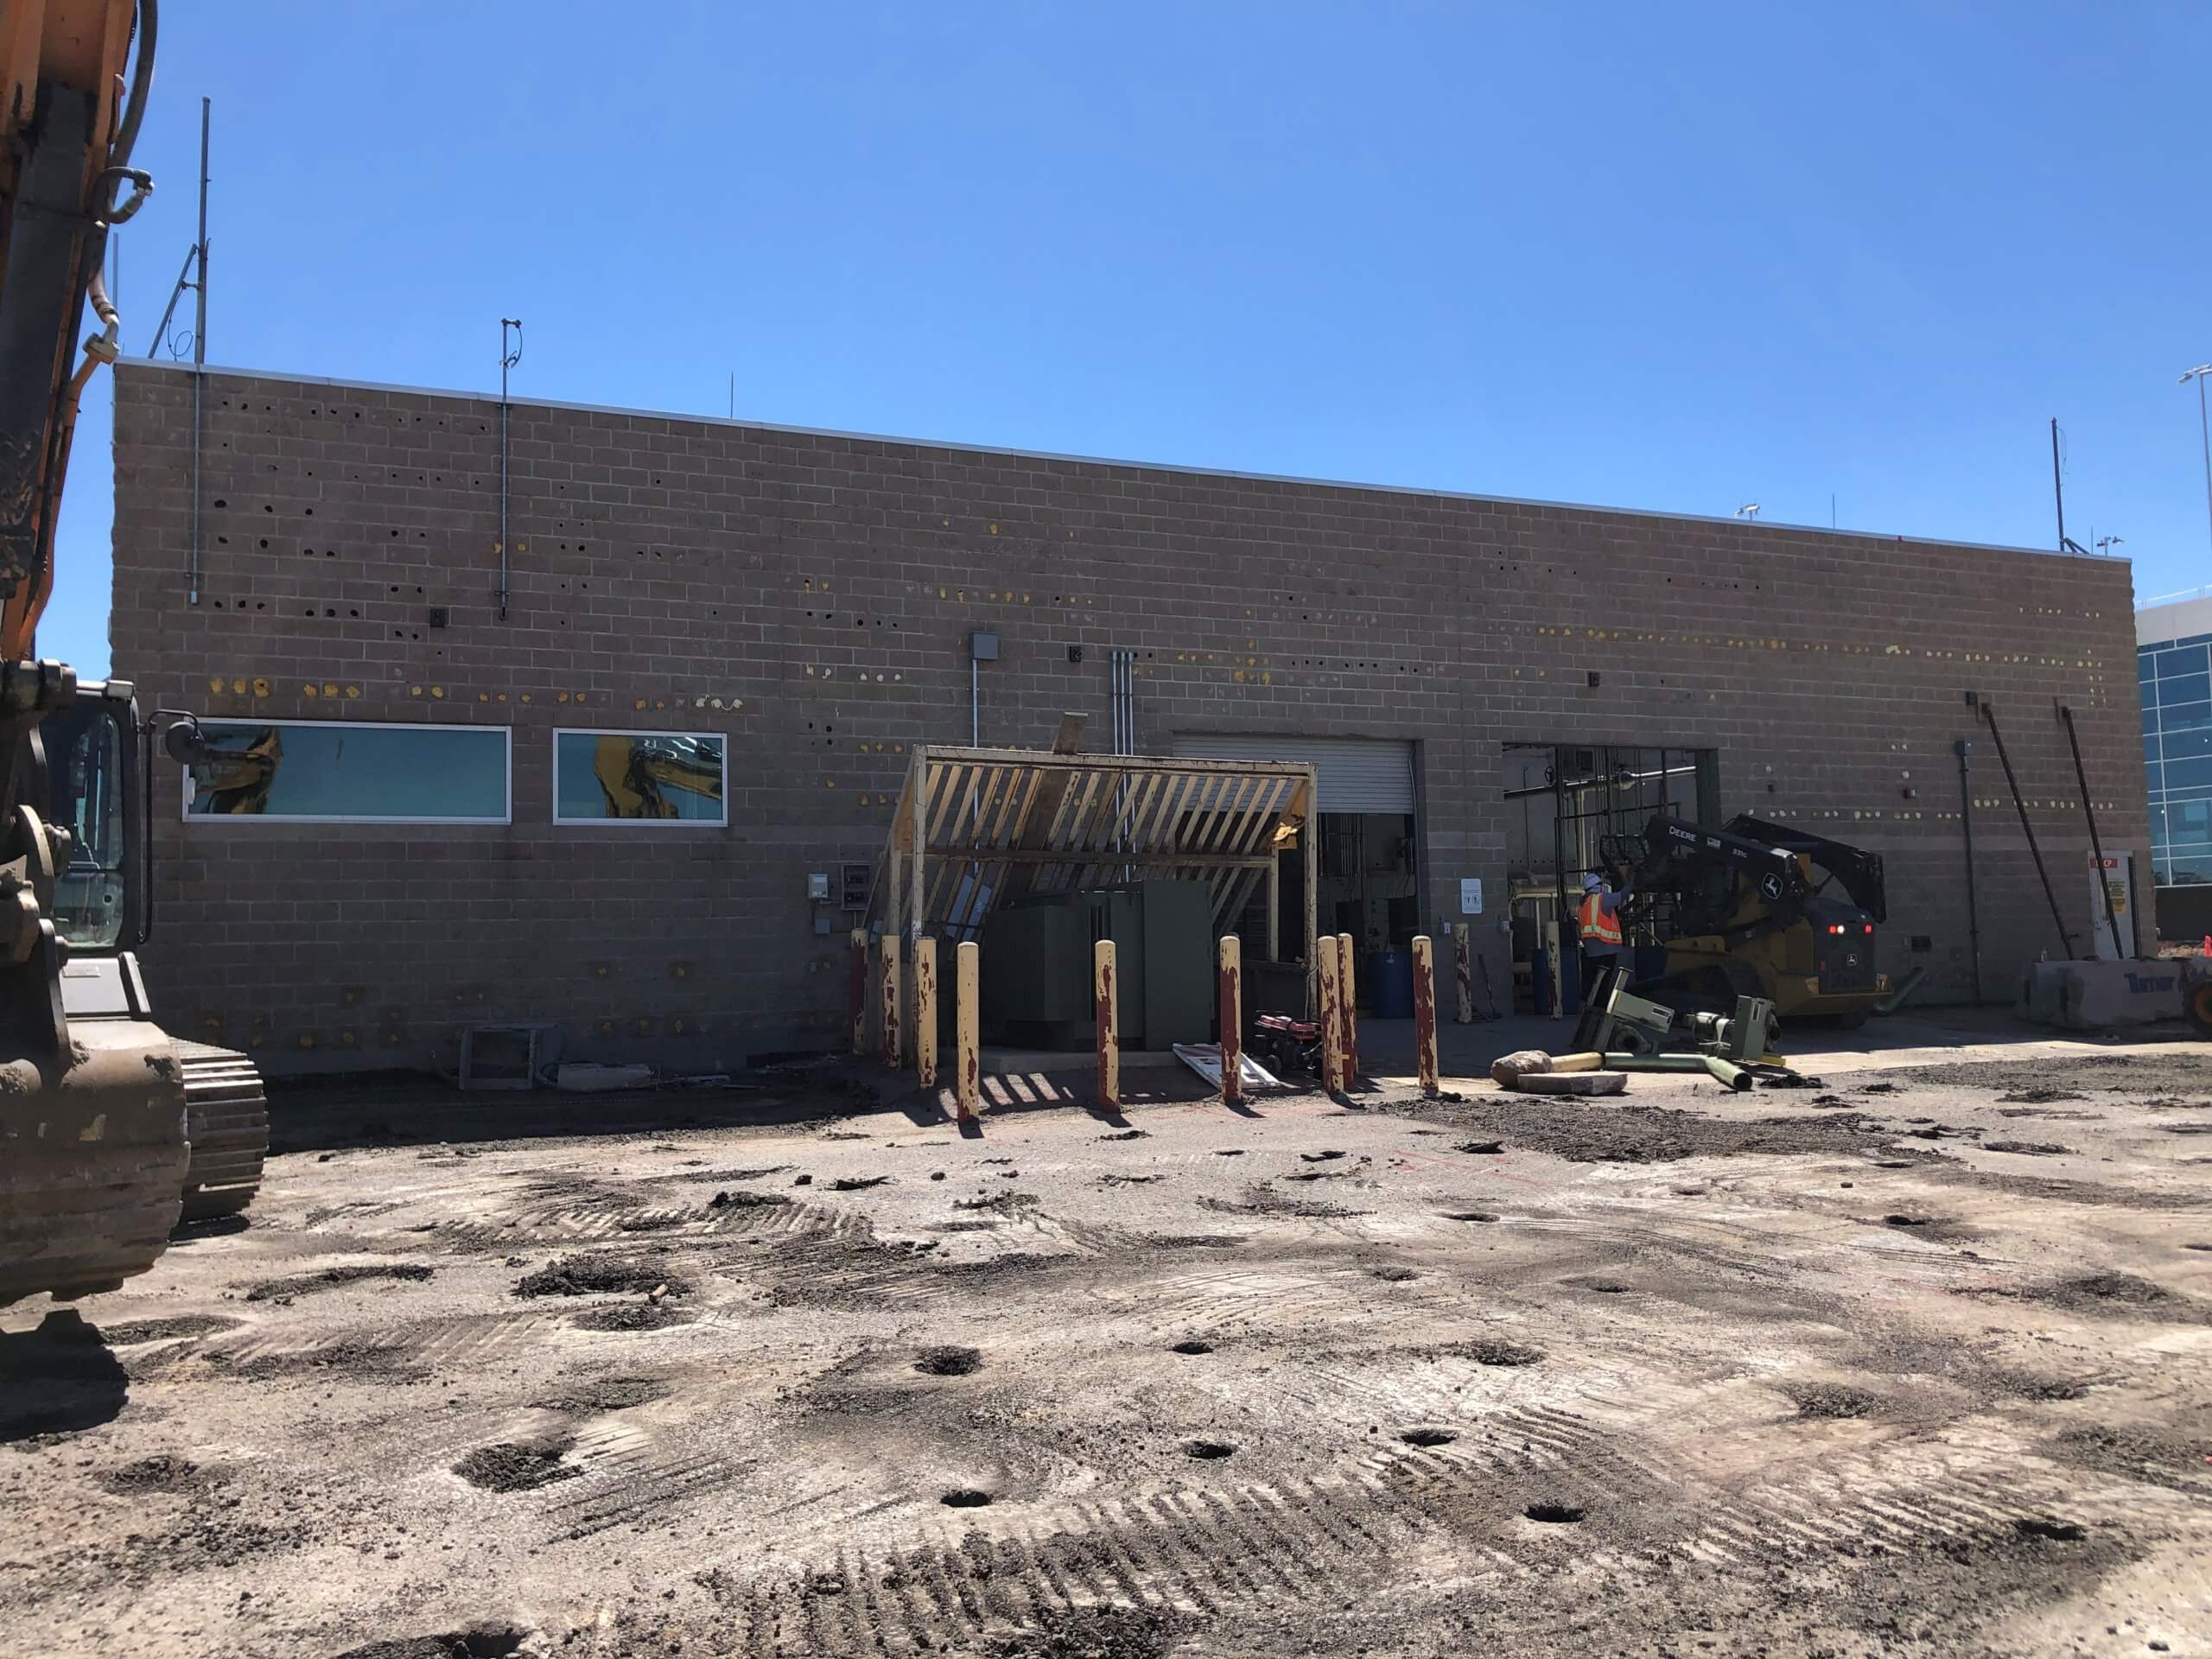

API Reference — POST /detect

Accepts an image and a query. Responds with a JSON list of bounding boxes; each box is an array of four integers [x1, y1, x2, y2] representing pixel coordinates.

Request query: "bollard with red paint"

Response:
[[1315, 938, 1343, 1095], [1217, 936, 1243, 1106], [956, 940, 981, 1121], [1411, 934, 1439, 1096], [1094, 938, 1120, 1114], [1336, 934, 1358, 1086], [849, 928, 870, 1054], [1452, 923, 1474, 1025], [880, 935, 902, 1070], [913, 938, 938, 1090]]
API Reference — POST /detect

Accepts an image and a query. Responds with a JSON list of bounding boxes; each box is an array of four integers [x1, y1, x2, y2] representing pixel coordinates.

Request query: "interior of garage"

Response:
[[1174, 735, 1420, 1017], [1503, 743, 1717, 1014]]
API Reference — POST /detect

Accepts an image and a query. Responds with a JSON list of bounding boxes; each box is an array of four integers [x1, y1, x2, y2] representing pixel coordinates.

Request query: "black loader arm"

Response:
[[1723, 814, 1886, 923]]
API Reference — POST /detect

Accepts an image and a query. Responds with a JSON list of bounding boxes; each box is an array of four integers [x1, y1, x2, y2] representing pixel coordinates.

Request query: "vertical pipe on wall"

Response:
[[956, 941, 981, 1121], [1954, 741, 1983, 1004], [1412, 934, 1439, 1096], [188, 99, 208, 605], [498, 319, 523, 620]]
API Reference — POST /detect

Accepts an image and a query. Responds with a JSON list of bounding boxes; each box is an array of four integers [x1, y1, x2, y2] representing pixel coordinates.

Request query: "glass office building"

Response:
[[2140, 594, 2212, 899]]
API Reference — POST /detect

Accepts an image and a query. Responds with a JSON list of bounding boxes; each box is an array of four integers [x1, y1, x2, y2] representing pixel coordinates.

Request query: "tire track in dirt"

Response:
[[547, 1443, 752, 1539], [715, 1410, 1670, 1656]]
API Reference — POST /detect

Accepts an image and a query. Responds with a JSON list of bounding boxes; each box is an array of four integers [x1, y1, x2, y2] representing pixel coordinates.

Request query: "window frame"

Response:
[[550, 727, 729, 828], [181, 718, 513, 826]]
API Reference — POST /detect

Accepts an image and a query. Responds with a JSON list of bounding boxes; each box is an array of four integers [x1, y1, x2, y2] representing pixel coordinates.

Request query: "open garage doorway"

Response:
[[1174, 734, 1419, 1016], [1503, 743, 1717, 1014]]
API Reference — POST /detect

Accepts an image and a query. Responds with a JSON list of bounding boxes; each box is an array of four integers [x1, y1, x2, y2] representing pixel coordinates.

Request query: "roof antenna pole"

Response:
[[2050, 419, 2090, 557], [2050, 417, 2064, 554]]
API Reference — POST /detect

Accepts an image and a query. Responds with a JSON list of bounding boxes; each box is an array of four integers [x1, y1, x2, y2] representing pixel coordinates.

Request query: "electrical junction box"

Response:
[[806, 872, 831, 901], [969, 631, 999, 662], [840, 863, 872, 911]]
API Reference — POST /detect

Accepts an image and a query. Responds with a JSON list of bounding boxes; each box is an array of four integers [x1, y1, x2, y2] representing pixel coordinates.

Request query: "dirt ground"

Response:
[[3, 1036, 2210, 1659]]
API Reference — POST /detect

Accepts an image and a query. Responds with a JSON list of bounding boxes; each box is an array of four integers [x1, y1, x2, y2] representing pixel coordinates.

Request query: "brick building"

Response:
[[109, 360, 2147, 1074]]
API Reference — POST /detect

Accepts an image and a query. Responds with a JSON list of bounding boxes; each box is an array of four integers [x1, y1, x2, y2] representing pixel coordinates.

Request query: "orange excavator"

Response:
[[0, 0, 265, 1309]]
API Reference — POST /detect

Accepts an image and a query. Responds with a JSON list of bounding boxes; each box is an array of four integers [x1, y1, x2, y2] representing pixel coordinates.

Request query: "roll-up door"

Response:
[[1171, 734, 1414, 814]]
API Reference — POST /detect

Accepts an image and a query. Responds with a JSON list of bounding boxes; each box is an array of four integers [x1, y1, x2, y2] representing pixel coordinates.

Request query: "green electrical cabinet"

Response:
[[980, 880, 1212, 1051]]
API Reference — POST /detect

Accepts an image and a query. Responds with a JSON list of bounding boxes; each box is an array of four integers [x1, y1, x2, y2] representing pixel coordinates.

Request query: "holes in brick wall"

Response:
[[258, 539, 269, 550], [213, 498, 226, 508]]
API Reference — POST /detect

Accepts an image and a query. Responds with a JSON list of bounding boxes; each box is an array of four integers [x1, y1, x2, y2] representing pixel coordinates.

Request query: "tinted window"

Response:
[[2164, 726, 2212, 763], [186, 721, 509, 821], [2159, 672, 2210, 709], [553, 731, 726, 823], [2156, 645, 2211, 678], [2160, 700, 2211, 734]]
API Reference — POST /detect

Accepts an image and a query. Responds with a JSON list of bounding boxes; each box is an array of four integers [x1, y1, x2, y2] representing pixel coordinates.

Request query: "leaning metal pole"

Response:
[[1980, 702, 2076, 958], [2057, 702, 2126, 957]]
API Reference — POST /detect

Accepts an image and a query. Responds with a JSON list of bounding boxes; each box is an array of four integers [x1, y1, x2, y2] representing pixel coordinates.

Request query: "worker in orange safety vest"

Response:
[[1577, 870, 1632, 999]]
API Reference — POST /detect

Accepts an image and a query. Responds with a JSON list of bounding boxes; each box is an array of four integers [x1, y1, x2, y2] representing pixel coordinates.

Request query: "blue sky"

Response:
[[50, 2, 2212, 676]]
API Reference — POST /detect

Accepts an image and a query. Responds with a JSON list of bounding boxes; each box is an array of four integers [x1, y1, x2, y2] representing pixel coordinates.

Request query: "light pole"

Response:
[[2096, 534, 2124, 557], [2181, 365, 2212, 556]]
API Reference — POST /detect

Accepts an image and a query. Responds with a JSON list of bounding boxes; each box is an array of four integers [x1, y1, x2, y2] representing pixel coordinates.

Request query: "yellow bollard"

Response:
[[956, 941, 981, 1121], [1412, 934, 1439, 1096], [913, 938, 938, 1090], [849, 928, 871, 1054], [880, 935, 902, 1070], [1336, 933, 1358, 1085], [1453, 923, 1473, 1025], [1218, 936, 1243, 1107], [1095, 938, 1120, 1114], [1316, 938, 1343, 1095]]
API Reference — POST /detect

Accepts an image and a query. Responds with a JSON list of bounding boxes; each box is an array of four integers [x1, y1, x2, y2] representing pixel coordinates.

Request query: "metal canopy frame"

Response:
[[869, 744, 1319, 972]]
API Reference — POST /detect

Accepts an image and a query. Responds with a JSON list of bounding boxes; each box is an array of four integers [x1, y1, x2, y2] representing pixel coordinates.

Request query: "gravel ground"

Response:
[[3, 1038, 2209, 1658]]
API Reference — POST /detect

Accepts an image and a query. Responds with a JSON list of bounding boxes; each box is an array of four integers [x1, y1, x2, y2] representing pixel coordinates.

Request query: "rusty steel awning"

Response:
[[868, 738, 1318, 963]]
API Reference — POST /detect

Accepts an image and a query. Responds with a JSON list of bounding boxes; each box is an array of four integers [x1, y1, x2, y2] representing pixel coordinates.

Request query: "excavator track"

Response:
[[0, 1024, 188, 1307], [175, 1040, 268, 1224]]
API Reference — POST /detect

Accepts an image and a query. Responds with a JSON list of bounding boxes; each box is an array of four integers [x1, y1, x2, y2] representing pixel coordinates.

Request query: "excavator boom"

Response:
[[2, 0, 153, 660]]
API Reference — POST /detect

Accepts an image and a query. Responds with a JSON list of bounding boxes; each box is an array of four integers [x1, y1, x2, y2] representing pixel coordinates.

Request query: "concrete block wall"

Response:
[[109, 362, 2146, 1073]]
